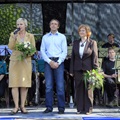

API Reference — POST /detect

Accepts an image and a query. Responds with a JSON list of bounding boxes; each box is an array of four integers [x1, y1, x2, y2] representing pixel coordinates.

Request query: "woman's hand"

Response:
[[13, 34, 18, 41]]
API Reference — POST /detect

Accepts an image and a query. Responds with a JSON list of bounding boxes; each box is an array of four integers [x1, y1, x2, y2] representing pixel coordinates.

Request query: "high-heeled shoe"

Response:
[[10, 108, 19, 115], [76, 111, 81, 114], [86, 112, 91, 115], [86, 109, 92, 115], [20, 107, 28, 114]]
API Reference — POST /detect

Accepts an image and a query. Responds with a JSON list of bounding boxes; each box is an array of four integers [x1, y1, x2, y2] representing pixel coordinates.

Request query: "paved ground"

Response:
[[0, 105, 120, 120]]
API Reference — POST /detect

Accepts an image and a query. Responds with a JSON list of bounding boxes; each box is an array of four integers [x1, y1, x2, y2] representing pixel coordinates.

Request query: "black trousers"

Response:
[[74, 71, 93, 113], [104, 78, 116, 103], [0, 76, 7, 97]]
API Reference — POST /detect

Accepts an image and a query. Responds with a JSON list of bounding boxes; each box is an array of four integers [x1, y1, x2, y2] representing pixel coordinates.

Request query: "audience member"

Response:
[[102, 33, 119, 48], [0, 75, 7, 98], [102, 47, 117, 107]]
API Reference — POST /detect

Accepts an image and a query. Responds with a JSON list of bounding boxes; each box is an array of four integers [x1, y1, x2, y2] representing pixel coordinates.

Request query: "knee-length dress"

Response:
[[8, 32, 35, 88]]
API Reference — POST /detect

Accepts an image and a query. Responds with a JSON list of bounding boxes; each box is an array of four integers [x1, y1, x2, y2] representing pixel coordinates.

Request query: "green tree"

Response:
[[0, 4, 22, 45]]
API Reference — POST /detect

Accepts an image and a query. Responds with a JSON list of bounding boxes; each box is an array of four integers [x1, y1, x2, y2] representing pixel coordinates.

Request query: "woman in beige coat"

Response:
[[8, 18, 35, 114]]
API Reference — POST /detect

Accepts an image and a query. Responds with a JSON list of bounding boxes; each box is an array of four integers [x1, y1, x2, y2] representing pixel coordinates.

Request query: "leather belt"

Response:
[[49, 57, 59, 61]]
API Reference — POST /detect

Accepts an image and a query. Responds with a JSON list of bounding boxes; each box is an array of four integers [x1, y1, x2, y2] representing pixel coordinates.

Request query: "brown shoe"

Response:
[[86, 109, 92, 115], [86, 112, 91, 115]]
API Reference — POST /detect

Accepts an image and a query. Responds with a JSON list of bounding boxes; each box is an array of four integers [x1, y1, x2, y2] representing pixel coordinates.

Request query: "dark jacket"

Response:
[[70, 39, 98, 74], [102, 42, 119, 48]]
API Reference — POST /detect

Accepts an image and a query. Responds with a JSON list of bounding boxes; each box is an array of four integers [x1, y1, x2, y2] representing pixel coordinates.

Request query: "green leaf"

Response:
[[83, 68, 104, 94]]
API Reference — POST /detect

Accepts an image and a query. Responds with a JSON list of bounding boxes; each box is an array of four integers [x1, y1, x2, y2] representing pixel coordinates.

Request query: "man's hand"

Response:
[[111, 74, 118, 78], [49, 61, 59, 69], [54, 62, 59, 69]]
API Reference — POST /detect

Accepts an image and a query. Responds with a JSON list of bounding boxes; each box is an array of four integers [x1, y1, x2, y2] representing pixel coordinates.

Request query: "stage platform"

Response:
[[0, 106, 120, 120]]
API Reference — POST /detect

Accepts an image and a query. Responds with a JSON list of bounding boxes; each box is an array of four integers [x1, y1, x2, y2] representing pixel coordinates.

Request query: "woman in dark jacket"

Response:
[[70, 24, 98, 115]]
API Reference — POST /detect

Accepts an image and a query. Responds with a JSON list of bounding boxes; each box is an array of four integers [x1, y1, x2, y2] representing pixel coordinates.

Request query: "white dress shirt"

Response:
[[79, 41, 86, 58], [40, 31, 67, 65]]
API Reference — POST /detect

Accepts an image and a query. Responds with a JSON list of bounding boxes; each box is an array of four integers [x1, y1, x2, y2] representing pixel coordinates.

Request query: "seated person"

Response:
[[102, 33, 119, 48], [27, 51, 43, 106], [27, 53, 38, 106], [0, 74, 8, 107], [27, 72, 36, 106], [0, 75, 7, 97], [32, 51, 43, 61], [102, 47, 118, 107]]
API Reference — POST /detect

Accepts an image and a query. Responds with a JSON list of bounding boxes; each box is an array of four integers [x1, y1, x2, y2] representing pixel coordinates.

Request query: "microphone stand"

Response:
[[33, 57, 40, 106]]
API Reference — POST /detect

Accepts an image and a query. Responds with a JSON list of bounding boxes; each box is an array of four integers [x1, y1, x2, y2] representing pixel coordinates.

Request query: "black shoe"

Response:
[[10, 108, 19, 115], [43, 108, 52, 113], [58, 110, 64, 114], [20, 107, 28, 114]]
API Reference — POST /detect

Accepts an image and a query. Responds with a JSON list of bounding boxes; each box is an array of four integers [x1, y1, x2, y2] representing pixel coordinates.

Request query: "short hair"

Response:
[[78, 24, 92, 38], [49, 19, 60, 27], [107, 33, 115, 38], [108, 47, 115, 53], [16, 18, 28, 27]]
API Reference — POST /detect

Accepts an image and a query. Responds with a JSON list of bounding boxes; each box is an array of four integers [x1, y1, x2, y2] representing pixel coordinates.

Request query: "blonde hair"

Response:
[[78, 24, 91, 38], [16, 18, 28, 27]]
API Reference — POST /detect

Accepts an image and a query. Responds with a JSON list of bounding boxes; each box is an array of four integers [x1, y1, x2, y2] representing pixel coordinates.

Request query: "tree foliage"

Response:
[[0, 4, 23, 45]]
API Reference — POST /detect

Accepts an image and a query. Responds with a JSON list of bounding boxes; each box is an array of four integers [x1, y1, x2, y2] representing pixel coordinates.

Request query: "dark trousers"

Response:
[[28, 72, 36, 103], [0, 76, 7, 97], [104, 78, 116, 103], [74, 71, 93, 113]]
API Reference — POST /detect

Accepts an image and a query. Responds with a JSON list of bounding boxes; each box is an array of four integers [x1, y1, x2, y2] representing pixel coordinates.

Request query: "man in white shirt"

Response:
[[41, 19, 67, 114]]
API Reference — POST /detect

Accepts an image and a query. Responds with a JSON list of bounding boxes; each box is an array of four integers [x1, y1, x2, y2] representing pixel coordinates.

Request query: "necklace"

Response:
[[80, 41, 86, 47]]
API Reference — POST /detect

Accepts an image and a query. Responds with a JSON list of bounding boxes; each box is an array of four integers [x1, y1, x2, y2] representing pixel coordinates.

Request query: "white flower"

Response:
[[92, 76, 96, 80], [28, 46, 31, 49], [24, 41, 30, 46], [89, 77, 92, 80], [24, 44, 28, 48]]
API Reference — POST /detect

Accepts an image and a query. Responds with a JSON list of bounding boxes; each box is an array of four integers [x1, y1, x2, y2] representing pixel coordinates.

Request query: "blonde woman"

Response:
[[8, 18, 35, 114], [70, 24, 98, 115]]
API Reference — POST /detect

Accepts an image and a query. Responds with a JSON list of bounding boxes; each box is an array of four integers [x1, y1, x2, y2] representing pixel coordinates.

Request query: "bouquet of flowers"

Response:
[[15, 41, 36, 61], [84, 68, 104, 93]]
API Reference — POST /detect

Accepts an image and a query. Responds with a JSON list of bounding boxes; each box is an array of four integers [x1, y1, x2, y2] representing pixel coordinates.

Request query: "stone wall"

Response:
[[66, 3, 120, 45]]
